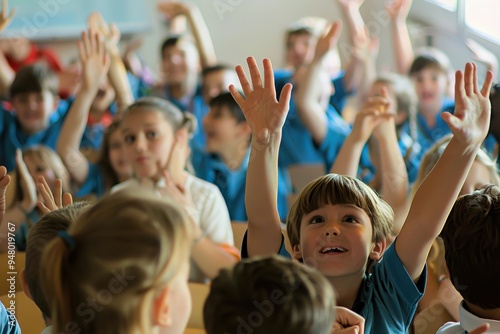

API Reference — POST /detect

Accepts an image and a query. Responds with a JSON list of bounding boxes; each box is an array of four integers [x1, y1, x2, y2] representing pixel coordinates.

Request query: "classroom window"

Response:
[[425, 0, 457, 11], [464, 0, 500, 41]]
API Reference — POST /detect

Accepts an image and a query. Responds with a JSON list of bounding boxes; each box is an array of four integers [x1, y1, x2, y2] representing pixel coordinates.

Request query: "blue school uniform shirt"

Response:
[[192, 147, 290, 221], [0, 99, 71, 172], [15, 209, 41, 251], [74, 163, 106, 198], [404, 97, 455, 154], [241, 234, 426, 334], [0, 301, 20, 334]]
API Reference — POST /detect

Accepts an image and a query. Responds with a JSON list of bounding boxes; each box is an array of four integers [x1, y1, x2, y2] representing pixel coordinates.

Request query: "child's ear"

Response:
[[292, 244, 303, 261], [237, 122, 251, 137], [153, 286, 172, 327], [175, 127, 189, 144], [20, 268, 33, 300], [369, 238, 388, 262]]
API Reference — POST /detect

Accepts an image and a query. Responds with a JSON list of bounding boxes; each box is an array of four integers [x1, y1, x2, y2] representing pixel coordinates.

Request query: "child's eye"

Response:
[[343, 215, 359, 224], [310, 216, 325, 224], [146, 131, 158, 139], [123, 135, 135, 144]]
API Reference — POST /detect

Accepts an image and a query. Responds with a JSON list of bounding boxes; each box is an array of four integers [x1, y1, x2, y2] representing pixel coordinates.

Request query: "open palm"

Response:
[[229, 57, 292, 146]]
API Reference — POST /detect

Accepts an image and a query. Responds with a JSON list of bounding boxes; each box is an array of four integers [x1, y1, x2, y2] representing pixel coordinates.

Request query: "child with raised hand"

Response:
[[204, 255, 365, 334], [57, 26, 132, 198], [40, 191, 192, 334], [111, 96, 238, 282], [0, 146, 72, 252], [232, 57, 493, 332], [153, 1, 216, 150]]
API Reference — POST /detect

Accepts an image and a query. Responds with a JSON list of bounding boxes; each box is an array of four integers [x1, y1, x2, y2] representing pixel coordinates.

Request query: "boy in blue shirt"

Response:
[[0, 64, 70, 172], [192, 92, 289, 221], [231, 57, 492, 333]]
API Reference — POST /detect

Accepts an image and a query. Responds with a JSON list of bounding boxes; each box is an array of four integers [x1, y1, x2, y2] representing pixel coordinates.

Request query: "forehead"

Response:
[[122, 108, 166, 128]]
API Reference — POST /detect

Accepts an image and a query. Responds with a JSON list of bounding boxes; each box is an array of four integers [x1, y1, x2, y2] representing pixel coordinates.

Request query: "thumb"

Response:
[[441, 112, 462, 132]]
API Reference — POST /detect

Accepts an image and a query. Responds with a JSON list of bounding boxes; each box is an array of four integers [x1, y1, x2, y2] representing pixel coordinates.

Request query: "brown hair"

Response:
[[286, 174, 393, 267], [409, 47, 453, 77], [40, 191, 192, 334], [10, 63, 58, 98], [122, 97, 196, 137], [441, 185, 500, 309], [204, 255, 336, 334], [25, 201, 91, 318], [96, 120, 123, 190]]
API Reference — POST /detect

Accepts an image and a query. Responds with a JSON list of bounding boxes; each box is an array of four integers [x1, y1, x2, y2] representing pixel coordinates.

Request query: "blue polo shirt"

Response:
[[241, 234, 426, 333], [0, 301, 20, 334], [192, 148, 290, 221], [0, 98, 71, 172], [402, 98, 455, 154], [74, 163, 106, 198]]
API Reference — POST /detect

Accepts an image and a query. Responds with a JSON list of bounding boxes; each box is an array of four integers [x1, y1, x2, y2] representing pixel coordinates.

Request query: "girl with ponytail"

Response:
[[41, 191, 192, 334]]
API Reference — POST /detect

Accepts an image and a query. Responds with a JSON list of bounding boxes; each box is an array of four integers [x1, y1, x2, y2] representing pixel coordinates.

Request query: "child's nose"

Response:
[[324, 222, 341, 237], [134, 134, 147, 152]]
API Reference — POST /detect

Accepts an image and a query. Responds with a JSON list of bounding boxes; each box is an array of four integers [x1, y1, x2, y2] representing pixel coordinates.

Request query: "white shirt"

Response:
[[437, 301, 500, 334], [111, 175, 234, 283]]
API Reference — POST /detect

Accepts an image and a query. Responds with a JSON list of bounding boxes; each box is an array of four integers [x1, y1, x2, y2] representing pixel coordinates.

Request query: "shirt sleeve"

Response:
[[0, 301, 21, 334]]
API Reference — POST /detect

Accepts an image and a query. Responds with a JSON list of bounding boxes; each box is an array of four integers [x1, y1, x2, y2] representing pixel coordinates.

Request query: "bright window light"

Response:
[[465, 0, 500, 41], [425, 0, 457, 11]]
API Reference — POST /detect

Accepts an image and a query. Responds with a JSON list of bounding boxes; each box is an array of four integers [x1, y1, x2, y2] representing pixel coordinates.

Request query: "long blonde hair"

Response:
[[41, 191, 192, 334]]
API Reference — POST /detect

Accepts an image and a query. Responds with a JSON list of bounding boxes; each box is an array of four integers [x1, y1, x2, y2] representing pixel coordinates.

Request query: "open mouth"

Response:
[[320, 246, 348, 254]]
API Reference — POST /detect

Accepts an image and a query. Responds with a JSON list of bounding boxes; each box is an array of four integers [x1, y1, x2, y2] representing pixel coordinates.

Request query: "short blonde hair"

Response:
[[287, 174, 393, 254], [41, 191, 191, 334]]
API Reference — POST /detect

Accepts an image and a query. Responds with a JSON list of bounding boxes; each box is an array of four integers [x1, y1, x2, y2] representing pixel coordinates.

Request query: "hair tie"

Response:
[[58, 231, 75, 250]]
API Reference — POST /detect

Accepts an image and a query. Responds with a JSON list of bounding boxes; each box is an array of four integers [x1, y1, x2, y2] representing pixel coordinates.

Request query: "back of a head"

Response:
[[10, 63, 58, 98], [40, 191, 192, 334], [441, 185, 500, 309], [287, 174, 393, 252], [203, 255, 336, 334], [25, 202, 91, 319]]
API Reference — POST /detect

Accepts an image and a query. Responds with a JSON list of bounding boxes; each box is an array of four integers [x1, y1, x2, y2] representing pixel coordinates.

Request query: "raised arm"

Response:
[[330, 97, 391, 176], [88, 13, 134, 114], [56, 30, 109, 185], [386, 0, 414, 74], [397, 63, 493, 281], [372, 88, 409, 236], [0, 0, 16, 98], [157, 1, 217, 69], [229, 57, 292, 257], [295, 22, 341, 145], [337, 0, 373, 93]]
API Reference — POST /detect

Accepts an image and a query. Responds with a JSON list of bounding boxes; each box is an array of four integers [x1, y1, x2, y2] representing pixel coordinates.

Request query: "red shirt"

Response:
[[6, 43, 62, 73]]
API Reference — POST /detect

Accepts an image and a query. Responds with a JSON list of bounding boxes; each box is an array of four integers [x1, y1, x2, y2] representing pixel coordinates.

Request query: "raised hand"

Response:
[[15, 149, 37, 213], [385, 0, 413, 21], [0, 166, 11, 226], [36, 176, 73, 215], [0, 0, 15, 32], [337, 0, 365, 8], [466, 39, 498, 74], [442, 63, 493, 147], [78, 29, 110, 92], [372, 87, 397, 142], [351, 96, 394, 144], [157, 1, 191, 19], [314, 22, 342, 62], [229, 57, 292, 146], [87, 12, 120, 54]]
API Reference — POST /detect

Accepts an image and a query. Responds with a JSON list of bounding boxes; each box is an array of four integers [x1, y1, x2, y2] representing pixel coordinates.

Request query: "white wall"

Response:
[[38, 0, 500, 82]]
